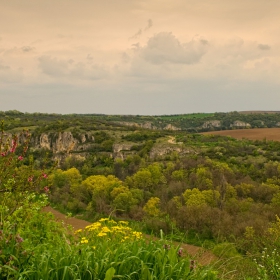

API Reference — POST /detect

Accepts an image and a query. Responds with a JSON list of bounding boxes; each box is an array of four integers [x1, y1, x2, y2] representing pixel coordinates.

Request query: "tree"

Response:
[[143, 197, 161, 217], [183, 188, 207, 206], [125, 163, 166, 192], [81, 175, 124, 213]]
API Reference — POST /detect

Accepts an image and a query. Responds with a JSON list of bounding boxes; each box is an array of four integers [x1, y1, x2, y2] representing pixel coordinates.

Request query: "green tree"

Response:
[[143, 197, 161, 217], [125, 163, 166, 192]]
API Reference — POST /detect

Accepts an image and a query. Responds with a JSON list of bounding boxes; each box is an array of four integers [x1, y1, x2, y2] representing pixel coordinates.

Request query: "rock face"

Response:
[[52, 132, 79, 153], [40, 133, 51, 150], [202, 120, 221, 129], [118, 121, 155, 129], [163, 124, 181, 131], [117, 121, 180, 131], [230, 121, 251, 128], [32, 132, 94, 154], [113, 143, 135, 160]]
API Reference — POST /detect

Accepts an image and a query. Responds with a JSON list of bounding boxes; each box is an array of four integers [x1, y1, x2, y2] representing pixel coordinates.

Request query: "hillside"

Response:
[[2, 110, 280, 134], [2, 110, 280, 278]]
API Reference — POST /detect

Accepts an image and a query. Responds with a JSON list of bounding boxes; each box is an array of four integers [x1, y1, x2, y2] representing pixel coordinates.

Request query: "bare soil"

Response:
[[43, 206, 217, 266], [203, 128, 280, 141]]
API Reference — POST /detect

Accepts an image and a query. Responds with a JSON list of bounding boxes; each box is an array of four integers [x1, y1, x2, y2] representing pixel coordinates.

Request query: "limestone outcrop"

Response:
[[202, 120, 221, 129], [230, 121, 251, 128], [32, 132, 95, 154]]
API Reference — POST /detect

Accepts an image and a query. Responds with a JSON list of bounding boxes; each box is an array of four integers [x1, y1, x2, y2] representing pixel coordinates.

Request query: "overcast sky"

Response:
[[1, 0, 280, 115]]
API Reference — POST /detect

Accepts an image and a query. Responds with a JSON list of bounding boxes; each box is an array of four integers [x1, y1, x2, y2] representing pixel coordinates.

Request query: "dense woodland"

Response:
[[2, 110, 280, 278]]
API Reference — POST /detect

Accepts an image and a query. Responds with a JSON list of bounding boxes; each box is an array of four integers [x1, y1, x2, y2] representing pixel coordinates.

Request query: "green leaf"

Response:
[[104, 267, 116, 280]]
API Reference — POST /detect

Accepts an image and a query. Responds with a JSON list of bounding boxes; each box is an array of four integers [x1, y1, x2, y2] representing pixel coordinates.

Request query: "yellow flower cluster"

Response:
[[76, 217, 143, 245], [81, 237, 89, 244]]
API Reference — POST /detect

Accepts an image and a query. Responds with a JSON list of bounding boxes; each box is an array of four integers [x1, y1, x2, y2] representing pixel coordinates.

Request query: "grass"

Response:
[[1, 212, 219, 280]]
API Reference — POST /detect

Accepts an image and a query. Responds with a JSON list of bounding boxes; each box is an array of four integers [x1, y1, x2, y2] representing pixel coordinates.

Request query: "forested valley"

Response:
[[2, 110, 280, 279]]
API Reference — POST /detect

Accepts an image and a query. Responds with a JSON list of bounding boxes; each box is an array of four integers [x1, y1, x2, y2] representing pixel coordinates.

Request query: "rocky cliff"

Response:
[[31, 132, 95, 154]]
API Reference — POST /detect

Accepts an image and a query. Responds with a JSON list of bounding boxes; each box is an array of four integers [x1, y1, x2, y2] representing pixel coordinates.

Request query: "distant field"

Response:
[[203, 128, 280, 141]]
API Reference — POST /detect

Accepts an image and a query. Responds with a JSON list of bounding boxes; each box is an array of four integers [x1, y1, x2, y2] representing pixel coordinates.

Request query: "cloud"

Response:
[[21, 46, 34, 52], [38, 56, 70, 76], [130, 19, 153, 39], [144, 19, 153, 30], [131, 43, 140, 49], [121, 52, 130, 63], [130, 29, 142, 39], [258, 44, 271, 51], [38, 55, 109, 81], [86, 54, 93, 61], [0, 61, 23, 83], [139, 32, 208, 65]]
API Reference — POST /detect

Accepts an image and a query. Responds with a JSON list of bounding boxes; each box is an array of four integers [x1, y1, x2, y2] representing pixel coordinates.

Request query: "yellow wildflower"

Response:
[[74, 229, 83, 234]]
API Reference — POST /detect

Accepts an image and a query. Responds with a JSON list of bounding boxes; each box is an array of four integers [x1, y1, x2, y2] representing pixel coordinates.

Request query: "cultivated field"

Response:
[[203, 128, 280, 141]]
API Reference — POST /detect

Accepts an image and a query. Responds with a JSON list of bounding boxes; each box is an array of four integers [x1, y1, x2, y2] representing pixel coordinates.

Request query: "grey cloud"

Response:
[[131, 43, 140, 49], [122, 52, 130, 63], [130, 19, 153, 39], [139, 32, 208, 65], [87, 54, 93, 61], [22, 46, 34, 52], [38, 56, 70, 76], [200, 39, 208, 45], [144, 19, 153, 30], [130, 29, 142, 39], [258, 44, 271, 50], [0, 62, 23, 83], [38, 55, 108, 80], [0, 63, 10, 70]]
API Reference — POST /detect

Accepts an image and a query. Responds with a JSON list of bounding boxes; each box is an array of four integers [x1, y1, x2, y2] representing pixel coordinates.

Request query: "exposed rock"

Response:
[[52, 132, 79, 153], [141, 122, 153, 129], [31, 132, 95, 154], [113, 143, 134, 153], [163, 124, 181, 131], [40, 133, 51, 150], [80, 134, 87, 143], [150, 143, 191, 159], [230, 121, 251, 128], [80, 133, 95, 143], [113, 143, 135, 160], [117, 121, 156, 130], [202, 120, 221, 129]]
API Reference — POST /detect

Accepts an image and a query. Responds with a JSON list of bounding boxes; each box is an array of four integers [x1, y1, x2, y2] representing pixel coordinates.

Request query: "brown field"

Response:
[[202, 128, 280, 141]]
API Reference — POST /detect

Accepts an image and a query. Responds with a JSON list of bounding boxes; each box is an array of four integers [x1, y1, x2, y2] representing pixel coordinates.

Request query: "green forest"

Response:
[[1, 111, 280, 279]]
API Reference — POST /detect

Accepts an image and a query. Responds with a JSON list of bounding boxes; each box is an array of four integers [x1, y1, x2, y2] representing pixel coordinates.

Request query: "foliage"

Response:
[[0, 124, 49, 222]]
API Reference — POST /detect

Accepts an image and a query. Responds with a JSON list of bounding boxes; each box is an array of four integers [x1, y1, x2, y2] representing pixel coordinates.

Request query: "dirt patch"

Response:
[[203, 128, 280, 141], [43, 206, 217, 266]]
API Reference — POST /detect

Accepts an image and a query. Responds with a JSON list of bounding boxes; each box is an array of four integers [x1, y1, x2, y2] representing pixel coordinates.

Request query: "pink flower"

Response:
[[16, 235, 24, 243], [1, 152, 6, 157], [28, 176, 33, 182], [44, 186, 49, 193], [42, 173, 48, 179], [18, 156, 23, 161], [177, 248, 183, 257], [10, 140, 17, 153]]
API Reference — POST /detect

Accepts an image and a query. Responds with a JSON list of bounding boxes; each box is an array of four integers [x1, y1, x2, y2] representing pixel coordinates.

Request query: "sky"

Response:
[[0, 0, 280, 115]]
